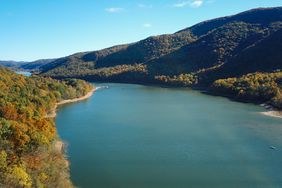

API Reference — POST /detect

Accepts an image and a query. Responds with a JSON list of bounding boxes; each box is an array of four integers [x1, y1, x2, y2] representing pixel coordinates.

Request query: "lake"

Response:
[[56, 83, 282, 188], [15, 71, 32, 76]]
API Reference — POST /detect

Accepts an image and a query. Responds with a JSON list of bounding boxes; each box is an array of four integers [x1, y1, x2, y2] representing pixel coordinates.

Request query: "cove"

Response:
[[56, 83, 282, 188]]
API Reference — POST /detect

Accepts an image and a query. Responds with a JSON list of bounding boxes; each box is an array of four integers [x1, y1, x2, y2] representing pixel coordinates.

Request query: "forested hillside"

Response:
[[0, 67, 93, 187], [38, 7, 282, 83], [212, 71, 282, 109], [2, 7, 281, 110], [35, 7, 282, 108], [38, 31, 196, 78]]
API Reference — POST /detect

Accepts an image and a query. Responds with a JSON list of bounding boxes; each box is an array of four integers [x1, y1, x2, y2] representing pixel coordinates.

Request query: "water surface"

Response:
[[56, 83, 282, 188], [15, 71, 32, 76]]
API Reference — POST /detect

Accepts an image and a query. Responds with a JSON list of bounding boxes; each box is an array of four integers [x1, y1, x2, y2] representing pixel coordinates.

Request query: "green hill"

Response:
[[39, 7, 282, 81], [35, 7, 282, 108], [39, 32, 196, 79]]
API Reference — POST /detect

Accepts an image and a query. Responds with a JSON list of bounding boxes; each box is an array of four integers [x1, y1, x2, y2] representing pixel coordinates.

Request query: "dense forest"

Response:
[[30, 7, 282, 109], [0, 67, 93, 187], [1, 7, 281, 110], [211, 71, 282, 109], [37, 7, 282, 81]]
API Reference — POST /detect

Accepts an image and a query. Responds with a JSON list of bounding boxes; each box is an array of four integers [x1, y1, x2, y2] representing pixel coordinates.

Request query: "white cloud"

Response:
[[105, 7, 124, 13], [138, 3, 153, 9], [143, 23, 152, 28], [190, 0, 203, 8], [173, 0, 203, 8]]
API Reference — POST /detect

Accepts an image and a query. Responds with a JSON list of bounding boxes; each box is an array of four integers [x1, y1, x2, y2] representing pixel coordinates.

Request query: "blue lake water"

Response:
[[56, 83, 282, 188], [15, 71, 32, 76]]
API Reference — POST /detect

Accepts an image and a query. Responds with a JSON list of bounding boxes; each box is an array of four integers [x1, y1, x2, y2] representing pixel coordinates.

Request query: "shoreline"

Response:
[[46, 88, 95, 118], [50, 88, 95, 169], [259, 104, 282, 119], [202, 90, 282, 119], [260, 110, 282, 119], [57, 88, 96, 106], [45, 83, 282, 120]]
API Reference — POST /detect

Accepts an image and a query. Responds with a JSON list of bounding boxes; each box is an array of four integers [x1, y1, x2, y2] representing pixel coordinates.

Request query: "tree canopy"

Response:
[[0, 67, 93, 187]]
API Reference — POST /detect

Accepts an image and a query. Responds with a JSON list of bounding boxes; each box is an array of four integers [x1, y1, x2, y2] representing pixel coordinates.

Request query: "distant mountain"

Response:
[[0, 59, 56, 70], [20, 59, 57, 70], [0, 60, 27, 68]]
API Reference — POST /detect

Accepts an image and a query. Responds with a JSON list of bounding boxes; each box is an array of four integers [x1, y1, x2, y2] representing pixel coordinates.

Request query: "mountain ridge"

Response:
[[37, 7, 282, 82], [0, 59, 56, 71], [1, 7, 282, 108]]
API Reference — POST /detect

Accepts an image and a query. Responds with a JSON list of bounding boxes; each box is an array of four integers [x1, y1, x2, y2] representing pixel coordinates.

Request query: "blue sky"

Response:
[[0, 0, 281, 61]]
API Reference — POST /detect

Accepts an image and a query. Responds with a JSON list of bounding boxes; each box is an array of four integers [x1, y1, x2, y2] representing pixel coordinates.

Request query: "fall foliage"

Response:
[[0, 67, 93, 187]]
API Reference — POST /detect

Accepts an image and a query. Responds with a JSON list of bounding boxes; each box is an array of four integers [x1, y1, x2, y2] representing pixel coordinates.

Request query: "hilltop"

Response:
[[1, 7, 282, 109]]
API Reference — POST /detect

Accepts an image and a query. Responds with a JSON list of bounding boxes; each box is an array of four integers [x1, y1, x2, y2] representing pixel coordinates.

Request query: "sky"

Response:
[[0, 0, 281, 61]]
